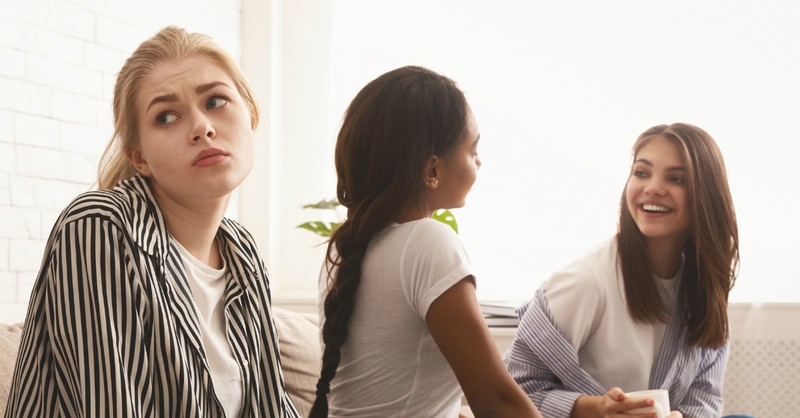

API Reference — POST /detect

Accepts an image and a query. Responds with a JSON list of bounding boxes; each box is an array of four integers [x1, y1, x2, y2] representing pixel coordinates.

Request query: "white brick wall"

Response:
[[0, 0, 244, 324]]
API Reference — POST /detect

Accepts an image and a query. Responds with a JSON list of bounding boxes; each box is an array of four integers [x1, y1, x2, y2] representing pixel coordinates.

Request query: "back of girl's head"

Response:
[[618, 122, 739, 348], [335, 65, 468, 220], [97, 26, 259, 189], [309, 66, 467, 418]]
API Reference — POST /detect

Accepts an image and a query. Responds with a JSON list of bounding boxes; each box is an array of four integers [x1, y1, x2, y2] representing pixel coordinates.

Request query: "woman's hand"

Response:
[[571, 387, 656, 418], [667, 411, 683, 418]]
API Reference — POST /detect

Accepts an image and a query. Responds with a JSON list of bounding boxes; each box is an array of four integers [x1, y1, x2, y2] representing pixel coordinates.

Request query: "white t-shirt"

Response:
[[319, 218, 473, 418], [543, 238, 681, 392], [174, 239, 243, 418]]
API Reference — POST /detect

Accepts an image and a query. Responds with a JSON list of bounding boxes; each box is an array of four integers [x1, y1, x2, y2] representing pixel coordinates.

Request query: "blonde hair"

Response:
[[97, 26, 259, 189]]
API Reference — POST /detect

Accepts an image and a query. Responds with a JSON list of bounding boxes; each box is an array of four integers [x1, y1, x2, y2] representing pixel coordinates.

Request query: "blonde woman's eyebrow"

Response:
[[146, 93, 177, 113], [145, 82, 232, 113]]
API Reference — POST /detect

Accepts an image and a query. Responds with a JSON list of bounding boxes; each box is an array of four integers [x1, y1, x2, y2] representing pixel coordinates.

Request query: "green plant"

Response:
[[297, 199, 459, 237]]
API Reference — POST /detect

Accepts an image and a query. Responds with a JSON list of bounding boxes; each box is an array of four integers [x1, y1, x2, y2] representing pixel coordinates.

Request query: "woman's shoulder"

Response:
[[55, 177, 157, 235], [372, 218, 459, 250], [543, 237, 618, 292], [60, 188, 134, 223], [405, 217, 458, 240]]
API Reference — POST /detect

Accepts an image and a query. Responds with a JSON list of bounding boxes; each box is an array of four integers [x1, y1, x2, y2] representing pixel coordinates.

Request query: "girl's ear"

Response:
[[126, 148, 152, 177], [424, 155, 441, 189]]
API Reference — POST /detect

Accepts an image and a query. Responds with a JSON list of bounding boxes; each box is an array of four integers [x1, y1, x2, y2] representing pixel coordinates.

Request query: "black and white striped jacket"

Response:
[[5, 175, 299, 418]]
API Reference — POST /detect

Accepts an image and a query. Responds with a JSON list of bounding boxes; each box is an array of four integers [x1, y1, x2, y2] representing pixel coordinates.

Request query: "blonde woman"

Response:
[[5, 27, 298, 418]]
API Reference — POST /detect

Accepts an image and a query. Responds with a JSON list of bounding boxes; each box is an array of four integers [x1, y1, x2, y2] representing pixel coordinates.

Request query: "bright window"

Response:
[[257, 0, 800, 304]]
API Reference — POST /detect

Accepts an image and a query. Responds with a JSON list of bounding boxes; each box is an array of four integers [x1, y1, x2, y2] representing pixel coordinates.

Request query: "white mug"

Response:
[[625, 389, 670, 418]]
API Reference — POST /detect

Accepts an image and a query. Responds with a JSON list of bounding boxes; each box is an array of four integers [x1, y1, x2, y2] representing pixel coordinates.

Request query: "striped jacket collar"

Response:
[[115, 174, 258, 284]]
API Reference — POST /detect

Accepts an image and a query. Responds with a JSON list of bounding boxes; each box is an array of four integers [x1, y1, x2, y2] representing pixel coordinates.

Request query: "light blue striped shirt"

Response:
[[504, 243, 727, 418]]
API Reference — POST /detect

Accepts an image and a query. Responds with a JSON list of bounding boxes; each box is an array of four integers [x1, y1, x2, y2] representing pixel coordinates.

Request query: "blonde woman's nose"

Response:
[[190, 110, 216, 142]]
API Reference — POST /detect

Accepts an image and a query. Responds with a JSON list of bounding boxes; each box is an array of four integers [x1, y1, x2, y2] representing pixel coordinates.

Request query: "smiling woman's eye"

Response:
[[156, 112, 177, 125], [633, 169, 648, 178], [670, 176, 687, 185], [207, 95, 229, 110]]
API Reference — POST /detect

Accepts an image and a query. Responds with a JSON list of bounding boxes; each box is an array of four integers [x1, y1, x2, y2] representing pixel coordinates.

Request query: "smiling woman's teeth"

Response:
[[643, 204, 670, 213]]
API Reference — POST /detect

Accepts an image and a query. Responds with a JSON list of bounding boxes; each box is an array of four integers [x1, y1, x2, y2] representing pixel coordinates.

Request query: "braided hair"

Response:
[[309, 66, 468, 417]]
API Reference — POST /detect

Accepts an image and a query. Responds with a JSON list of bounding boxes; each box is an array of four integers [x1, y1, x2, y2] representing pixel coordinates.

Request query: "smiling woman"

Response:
[[505, 123, 738, 418]]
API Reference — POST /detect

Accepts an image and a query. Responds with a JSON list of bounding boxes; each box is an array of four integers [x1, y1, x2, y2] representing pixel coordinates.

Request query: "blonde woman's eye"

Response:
[[671, 176, 686, 185], [207, 96, 229, 110], [156, 113, 177, 125]]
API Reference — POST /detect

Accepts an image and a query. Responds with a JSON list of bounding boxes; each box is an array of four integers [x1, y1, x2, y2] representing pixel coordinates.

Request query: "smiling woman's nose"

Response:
[[644, 180, 666, 195]]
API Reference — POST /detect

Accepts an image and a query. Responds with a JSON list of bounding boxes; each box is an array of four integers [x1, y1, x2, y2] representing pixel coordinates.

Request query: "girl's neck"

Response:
[[646, 235, 687, 279], [392, 203, 432, 224]]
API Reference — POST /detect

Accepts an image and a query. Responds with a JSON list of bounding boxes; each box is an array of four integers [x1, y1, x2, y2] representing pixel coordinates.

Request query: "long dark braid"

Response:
[[309, 66, 467, 417]]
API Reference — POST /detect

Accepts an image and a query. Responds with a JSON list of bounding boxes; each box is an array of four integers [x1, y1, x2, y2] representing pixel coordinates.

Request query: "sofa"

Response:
[[2, 304, 796, 418], [0, 307, 323, 417]]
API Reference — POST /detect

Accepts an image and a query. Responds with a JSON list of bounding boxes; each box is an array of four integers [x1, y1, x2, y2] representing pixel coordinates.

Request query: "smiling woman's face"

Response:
[[129, 55, 254, 204], [625, 135, 691, 247]]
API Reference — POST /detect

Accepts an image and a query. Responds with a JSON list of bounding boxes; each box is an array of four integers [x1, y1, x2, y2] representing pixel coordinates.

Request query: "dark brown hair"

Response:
[[309, 66, 468, 417], [617, 123, 739, 349]]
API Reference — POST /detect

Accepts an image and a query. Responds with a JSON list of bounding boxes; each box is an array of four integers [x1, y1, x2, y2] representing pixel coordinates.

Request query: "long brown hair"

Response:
[[617, 123, 739, 349], [309, 66, 468, 417], [97, 26, 258, 189]]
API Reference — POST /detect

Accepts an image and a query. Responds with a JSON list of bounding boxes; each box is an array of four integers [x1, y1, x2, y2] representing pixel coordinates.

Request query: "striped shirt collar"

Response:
[[116, 174, 258, 288]]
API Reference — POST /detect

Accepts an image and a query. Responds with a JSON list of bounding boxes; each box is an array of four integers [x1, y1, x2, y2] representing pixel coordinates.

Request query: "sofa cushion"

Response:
[[0, 323, 23, 416], [273, 307, 321, 417]]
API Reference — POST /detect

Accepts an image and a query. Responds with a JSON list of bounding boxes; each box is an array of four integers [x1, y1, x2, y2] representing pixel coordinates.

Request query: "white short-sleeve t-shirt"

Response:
[[319, 218, 473, 418]]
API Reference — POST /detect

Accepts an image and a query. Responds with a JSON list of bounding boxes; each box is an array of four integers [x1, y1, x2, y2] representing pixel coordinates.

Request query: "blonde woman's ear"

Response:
[[126, 148, 152, 176]]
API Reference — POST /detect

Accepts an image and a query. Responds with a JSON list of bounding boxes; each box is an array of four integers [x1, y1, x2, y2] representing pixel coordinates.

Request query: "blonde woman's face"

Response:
[[129, 55, 254, 206]]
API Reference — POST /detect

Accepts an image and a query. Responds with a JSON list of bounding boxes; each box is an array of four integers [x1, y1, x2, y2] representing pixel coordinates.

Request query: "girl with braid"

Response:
[[309, 66, 542, 418]]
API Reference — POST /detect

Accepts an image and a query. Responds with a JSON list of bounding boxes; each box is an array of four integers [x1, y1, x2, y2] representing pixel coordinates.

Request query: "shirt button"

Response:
[[242, 360, 249, 367]]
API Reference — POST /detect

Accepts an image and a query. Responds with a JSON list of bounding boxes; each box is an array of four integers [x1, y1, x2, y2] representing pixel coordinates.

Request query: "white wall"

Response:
[[240, 0, 337, 302], [0, 0, 244, 323]]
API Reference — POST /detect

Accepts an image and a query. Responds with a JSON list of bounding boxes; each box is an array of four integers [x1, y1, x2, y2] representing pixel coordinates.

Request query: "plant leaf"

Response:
[[296, 221, 334, 237], [301, 198, 341, 210], [432, 209, 458, 234]]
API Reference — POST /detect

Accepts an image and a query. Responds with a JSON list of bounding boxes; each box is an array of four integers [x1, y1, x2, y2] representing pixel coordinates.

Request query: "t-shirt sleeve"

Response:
[[542, 260, 606, 351], [399, 220, 473, 319]]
